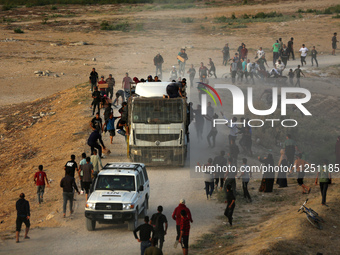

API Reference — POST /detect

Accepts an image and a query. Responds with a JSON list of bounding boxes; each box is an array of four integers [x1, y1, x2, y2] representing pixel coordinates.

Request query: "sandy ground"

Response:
[[0, 0, 340, 254]]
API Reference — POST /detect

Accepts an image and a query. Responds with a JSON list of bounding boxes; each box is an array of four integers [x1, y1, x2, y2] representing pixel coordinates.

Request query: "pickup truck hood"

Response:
[[89, 191, 136, 204]]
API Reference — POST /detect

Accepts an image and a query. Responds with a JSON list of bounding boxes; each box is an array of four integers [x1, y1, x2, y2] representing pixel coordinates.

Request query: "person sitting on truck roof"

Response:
[[147, 75, 153, 82], [166, 82, 180, 98], [154, 76, 161, 82]]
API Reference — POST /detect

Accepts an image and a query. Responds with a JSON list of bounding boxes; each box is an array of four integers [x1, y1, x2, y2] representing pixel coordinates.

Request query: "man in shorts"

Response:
[[16, 193, 30, 243], [178, 210, 190, 255], [103, 113, 120, 144]]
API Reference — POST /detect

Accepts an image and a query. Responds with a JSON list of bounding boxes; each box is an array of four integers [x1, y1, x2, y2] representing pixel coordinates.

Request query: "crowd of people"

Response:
[[13, 32, 339, 254]]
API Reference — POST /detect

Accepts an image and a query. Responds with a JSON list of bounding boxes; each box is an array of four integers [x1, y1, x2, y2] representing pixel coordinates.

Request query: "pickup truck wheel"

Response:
[[141, 198, 148, 217], [128, 211, 138, 231], [86, 218, 96, 231]]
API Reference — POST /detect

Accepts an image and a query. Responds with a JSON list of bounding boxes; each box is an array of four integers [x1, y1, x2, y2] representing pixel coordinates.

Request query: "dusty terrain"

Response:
[[0, 0, 340, 254]]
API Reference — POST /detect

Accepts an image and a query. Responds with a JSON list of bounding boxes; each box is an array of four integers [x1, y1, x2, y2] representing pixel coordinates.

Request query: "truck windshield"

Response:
[[96, 175, 135, 191], [132, 99, 183, 124]]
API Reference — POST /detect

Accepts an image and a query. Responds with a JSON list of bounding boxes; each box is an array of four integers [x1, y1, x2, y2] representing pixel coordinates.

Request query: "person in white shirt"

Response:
[[256, 47, 265, 59], [246, 59, 255, 85], [275, 59, 285, 75], [299, 44, 308, 67]]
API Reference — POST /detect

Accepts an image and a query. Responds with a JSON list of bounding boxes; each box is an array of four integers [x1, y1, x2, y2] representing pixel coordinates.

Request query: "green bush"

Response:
[[242, 13, 250, 19], [253, 11, 282, 19], [100, 20, 130, 32], [14, 28, 24, 33], [214, 15, 229, 23], [231, 13, 236, 19], [51, 5, 57, 10], [2, 4, 15, 11], [332, 14, 340, 18], [180, 17, 194, 23]]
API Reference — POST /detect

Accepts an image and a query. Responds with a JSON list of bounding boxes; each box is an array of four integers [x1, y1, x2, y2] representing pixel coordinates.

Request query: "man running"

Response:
[[299, 44, 308, 66], [311, 46, 318, 67], [208, 58, 217, 78], [294, 65, 305, 87], [87, 129, 106, 158]]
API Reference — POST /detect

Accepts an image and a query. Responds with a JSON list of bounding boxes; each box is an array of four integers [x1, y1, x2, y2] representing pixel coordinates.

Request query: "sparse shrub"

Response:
[[100, 20, 130, 32], [180, 17, 194, 23], [214, 15, 228, 23], [51, 6, 57, 10], [231, 13, 236, 19], [253, 11, 283, 19], [42, 17, 48, 24], [242, 13, 250, 19], [2, 4, 15, 11], [200, 25, 205, 30], [14, 28, 24, 33], [332, 14, 340, 18]]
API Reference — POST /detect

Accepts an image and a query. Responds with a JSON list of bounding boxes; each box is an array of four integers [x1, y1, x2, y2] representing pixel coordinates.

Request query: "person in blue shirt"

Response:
[[102, 113, 120, 144]]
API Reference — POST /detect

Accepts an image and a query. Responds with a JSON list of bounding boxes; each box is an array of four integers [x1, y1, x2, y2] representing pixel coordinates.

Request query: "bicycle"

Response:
[[298, 199, 324, 230]]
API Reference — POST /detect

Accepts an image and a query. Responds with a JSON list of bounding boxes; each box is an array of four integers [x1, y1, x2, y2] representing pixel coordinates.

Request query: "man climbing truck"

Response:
[[128, 82, 188, 166]]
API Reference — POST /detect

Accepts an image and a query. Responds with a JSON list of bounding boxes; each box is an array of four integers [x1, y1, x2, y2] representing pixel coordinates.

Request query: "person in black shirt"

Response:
[[87, 129, 106, 158], [60, 168, 80, 218], [90, 112, 103, 132], [332, 32, 338, 55], [213, 151, 227, 190], [208, 58, 217, 79], [16, 193, 30, 243], [287, 37, 295, 60], [224, 184, 235, 226], [311, 46, 318, 67], [281, 44, 289, 67], [64, 154, 78, 178], [134, 216, 154, 255], [150, 206, 168, 251], [92, 87, 101, 116], [154, 53, 164, 79], [89, 68, 98, 92], [222, 43, 230, 66]]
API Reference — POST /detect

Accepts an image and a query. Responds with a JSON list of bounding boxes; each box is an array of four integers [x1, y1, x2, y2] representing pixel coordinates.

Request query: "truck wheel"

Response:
[[128, 211, 138, 231], [141, 198, 148, 217], [86, 218, 96, 231]]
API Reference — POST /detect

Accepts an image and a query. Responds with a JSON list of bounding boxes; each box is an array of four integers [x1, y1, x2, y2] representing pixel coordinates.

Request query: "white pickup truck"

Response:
[[84, 163, 150, 231]]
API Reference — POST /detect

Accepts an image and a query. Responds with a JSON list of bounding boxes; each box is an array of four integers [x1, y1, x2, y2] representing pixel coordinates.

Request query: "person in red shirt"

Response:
[[240, 44, 248, 60], [172, 199, 193, 246], [97, 75, 108, 97], [178, 210, 190, 255], [33, 165, 50, 204]]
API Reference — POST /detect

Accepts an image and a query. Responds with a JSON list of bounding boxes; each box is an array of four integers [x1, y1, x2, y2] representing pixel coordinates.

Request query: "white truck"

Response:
[[84, 163, 150, 231], [128, 82, 188, 166]]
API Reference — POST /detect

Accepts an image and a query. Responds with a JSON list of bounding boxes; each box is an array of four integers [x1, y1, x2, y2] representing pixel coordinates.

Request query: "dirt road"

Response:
[[0, 100, 225, 255]]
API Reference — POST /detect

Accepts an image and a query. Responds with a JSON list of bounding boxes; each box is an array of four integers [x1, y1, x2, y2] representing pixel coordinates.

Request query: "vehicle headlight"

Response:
[[131, 149, 141, 156], [123, 203, 135, 210], [86, 202, 96, 210]]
